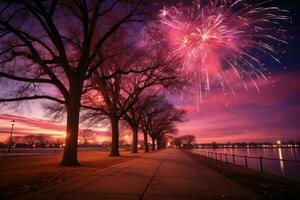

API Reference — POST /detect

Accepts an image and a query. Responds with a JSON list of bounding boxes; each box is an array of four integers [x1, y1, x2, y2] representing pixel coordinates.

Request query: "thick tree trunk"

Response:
[[61, 82, 82, 166], [151, 137, 156, 151], [143, 132, 149, 152], [157, 138, 161, 150], [110, 115, 120, 156], [132, 127, 138, 153]]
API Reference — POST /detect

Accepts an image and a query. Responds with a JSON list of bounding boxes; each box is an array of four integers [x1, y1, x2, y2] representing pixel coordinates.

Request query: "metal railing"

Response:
[[188, 148, 300, 174]]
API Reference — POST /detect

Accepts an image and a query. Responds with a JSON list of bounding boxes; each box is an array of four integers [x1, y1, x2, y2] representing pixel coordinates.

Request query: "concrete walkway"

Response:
[[20, 149, 255, 200]]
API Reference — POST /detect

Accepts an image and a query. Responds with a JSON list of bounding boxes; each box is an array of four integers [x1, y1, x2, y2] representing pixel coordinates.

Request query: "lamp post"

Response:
[[7, 120, 15, 153]]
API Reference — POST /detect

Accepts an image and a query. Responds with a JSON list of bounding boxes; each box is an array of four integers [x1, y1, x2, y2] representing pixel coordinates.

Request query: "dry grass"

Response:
[[0, 150, 146, 199]]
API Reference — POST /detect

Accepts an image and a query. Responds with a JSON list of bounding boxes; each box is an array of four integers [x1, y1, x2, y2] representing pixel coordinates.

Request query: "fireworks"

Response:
[[160, 0, 289, 108]]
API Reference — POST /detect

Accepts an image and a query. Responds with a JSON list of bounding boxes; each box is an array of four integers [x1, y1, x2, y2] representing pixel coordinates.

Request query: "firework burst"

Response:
[[160, 0, 290, 109]]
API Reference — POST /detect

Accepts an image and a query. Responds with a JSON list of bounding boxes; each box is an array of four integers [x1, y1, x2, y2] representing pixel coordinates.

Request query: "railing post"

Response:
[[244, 156, 248, 168], [220, 153, 222, 161], [225, 154, 228, 163], [215, 153, 217, 160], [232, 154, 235, 165], [259, 156, 263, 173]]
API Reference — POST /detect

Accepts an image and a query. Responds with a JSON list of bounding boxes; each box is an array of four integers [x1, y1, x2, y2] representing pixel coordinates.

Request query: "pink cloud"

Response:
[[0, 72, 299, 143], [177, 72, 300, 143]]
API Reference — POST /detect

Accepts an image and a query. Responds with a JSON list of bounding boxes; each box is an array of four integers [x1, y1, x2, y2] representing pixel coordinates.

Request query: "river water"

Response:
[[193, 148, 300, 178]]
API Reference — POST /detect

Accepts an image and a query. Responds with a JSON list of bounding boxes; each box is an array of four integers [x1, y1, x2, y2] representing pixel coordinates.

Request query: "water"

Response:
[[193, 148, 300, 178]]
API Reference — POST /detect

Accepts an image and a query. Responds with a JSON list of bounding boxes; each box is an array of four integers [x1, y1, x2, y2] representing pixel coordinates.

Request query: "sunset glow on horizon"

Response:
[[0, 0, 299, 145], [1, 70, 299, 144]]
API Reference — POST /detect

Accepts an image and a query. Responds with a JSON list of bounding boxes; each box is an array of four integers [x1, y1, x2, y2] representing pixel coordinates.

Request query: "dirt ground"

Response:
[[0, 150, 146, 199]]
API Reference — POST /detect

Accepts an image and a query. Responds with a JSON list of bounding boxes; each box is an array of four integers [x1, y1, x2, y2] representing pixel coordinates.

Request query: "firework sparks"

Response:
[[160, 0, 289, 109]]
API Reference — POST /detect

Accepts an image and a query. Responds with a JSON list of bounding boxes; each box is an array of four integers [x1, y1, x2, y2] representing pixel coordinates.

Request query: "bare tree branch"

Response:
[[0, 95, 65, 104]]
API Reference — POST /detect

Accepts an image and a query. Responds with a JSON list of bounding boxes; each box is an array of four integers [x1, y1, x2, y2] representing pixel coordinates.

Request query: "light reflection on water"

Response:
[[197, 148, 300, 178], [278, 148, 285, 175]]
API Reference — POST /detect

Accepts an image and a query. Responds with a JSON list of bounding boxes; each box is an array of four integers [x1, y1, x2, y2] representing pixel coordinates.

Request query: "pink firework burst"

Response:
[[160, 0, 290, 108]]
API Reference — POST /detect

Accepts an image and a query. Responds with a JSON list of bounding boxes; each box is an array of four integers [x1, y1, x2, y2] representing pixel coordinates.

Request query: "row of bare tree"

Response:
[[0, 1, 187, 166], [172, 135, 196, 147]]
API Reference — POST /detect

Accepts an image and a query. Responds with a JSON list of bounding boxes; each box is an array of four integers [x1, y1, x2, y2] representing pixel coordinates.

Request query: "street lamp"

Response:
[[7, 120, 16, 153]]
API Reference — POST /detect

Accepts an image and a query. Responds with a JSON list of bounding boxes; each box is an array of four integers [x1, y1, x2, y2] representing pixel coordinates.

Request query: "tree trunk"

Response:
[[61, 82, 82, 166], [152, 137, 156, 151], [143, 132, 149, 152], [110, 115, 120, 156], [157, 138, 161, 150], [132, 127, 138, 153]]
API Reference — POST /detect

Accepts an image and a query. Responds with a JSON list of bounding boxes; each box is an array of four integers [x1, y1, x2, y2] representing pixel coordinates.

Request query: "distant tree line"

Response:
[[2, 134, 63, 148], [172, 135, 196, 148]]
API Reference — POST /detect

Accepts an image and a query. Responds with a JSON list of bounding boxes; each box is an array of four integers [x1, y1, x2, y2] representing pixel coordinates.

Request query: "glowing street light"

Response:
[[167, 142, 171, 147], [7, 120, 16, 153], [277, 140, 281, 145], [124, 135, 129, 145]]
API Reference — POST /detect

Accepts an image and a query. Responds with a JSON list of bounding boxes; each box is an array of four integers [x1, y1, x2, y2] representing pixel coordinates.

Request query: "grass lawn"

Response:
[[0, 150, 146, 199]]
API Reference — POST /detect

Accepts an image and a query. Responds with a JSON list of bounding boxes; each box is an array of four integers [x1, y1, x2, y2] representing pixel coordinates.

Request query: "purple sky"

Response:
[[0, 71, 299, 143], [176, 72, 300, 143], [0, 0, 300, 143]]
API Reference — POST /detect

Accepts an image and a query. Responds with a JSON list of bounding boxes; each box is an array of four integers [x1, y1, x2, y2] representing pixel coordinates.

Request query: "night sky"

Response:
[[0, 0, 300, 143]]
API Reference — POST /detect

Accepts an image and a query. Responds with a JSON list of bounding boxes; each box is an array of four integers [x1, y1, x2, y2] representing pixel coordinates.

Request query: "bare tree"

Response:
[[23, 135, 37, 146], [180, 135, 196, 145], [150, 107, 185, 150], [155, 124, 177, 150], [172, 137, 182, 148], [35, 134, 51, 147], [139, 95, 165, 152], [7, 134, 52, 147], [139, 95, 185, 151], [79, 129, 94, 146], [123, 92, 157, 153], [82, 48, 180, 156], [0, 0, 146, 165]]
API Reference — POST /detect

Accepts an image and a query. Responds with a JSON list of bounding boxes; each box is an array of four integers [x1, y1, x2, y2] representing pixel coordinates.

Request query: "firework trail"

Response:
[[160, 0, 289, 109]]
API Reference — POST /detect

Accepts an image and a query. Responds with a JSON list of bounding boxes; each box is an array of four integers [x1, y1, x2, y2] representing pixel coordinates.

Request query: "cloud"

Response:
[[176, 72, 300, 143], [0, 114, 111, 142], [0, 72, 299, 143]]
